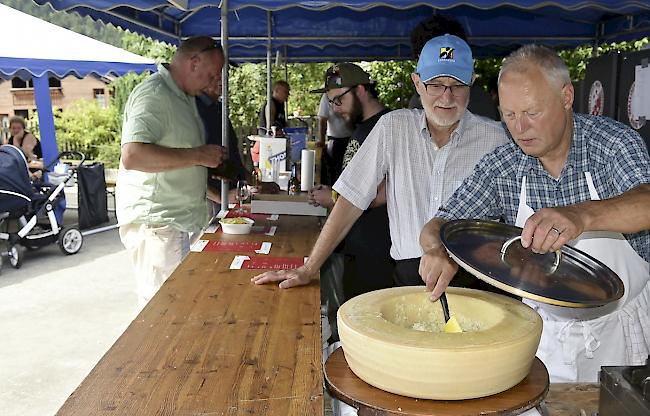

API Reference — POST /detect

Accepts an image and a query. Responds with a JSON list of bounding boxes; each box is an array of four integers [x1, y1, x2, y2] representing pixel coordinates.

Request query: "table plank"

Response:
[[545, 383, 599, 416], [57, 216, 323, 416]]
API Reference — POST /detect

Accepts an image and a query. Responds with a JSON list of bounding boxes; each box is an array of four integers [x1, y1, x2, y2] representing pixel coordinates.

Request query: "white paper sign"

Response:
[[632, 64, 650, 119], [229, 255, 250, 270], [190, 239, 209, 252], [254, 242, 272, 255], [204, 223, 219, 233]]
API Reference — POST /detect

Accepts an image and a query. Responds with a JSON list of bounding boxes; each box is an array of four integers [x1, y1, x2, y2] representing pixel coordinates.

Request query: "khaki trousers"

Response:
[[119, 223, 190, 309]]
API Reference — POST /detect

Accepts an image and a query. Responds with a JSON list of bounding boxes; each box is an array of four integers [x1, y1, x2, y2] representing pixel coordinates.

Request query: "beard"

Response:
[[424, 96, 469, 128], [342, 92, 364, 126]]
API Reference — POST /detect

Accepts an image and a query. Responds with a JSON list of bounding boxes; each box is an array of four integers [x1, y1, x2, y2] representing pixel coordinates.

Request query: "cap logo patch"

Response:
[[439, 47, 455, 61]]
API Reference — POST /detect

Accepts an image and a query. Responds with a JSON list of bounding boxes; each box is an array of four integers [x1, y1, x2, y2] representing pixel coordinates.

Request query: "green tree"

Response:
[[38, 100, 121, 166], [369, 60, 416, 109], [121, 31, 176, 63], [227, 61, 329, 137]]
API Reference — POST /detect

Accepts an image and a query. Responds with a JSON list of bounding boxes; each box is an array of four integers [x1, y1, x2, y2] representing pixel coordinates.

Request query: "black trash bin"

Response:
[[77, 162, 109, 230]]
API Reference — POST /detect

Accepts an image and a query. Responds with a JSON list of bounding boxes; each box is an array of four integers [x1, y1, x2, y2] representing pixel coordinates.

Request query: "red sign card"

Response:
[[243, 256, 305, 269]]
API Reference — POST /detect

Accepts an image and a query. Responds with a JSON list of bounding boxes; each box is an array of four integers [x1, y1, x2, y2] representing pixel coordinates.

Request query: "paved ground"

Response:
[[0, 208, 139, 416]]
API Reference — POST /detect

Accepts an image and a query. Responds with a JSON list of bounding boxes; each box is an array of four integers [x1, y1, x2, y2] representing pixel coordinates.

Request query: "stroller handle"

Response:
[[43, 151, 87, 172]]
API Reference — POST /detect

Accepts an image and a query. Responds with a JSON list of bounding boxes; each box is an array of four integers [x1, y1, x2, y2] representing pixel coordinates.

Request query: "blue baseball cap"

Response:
[[416, 34, 473, 85]]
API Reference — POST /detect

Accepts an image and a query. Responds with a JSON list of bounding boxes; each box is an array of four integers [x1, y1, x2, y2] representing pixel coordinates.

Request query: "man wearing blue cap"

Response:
[[253, 34, 508, 294]]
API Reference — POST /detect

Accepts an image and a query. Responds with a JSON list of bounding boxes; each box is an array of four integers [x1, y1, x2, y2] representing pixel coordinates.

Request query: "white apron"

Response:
[[515, 174, 650, 382]]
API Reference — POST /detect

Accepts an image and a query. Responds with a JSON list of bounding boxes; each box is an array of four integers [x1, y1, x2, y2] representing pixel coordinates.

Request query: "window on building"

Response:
[[11, 77, 61, 89], [94, 88, 107, 108], [11, 78, 29, 89], [14, 110, 29, 119]]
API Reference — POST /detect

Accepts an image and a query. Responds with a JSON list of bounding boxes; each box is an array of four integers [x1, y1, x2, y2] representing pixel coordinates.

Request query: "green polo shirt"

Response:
[[116, 64, 209, 233]]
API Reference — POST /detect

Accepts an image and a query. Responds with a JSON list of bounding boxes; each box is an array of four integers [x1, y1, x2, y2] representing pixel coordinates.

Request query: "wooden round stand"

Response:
[[324, 347, 549, 416]]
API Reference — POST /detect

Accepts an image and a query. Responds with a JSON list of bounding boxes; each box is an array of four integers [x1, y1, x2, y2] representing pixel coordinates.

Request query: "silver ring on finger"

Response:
[[551, 227, 562, 235]]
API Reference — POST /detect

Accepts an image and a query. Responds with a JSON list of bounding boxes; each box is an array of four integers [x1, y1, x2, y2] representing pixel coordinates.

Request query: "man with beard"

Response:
[[252, 35, 508, 289], [317, 92, 353, 186], [407, 14, 500, 121], [307, 63, 394, 302]]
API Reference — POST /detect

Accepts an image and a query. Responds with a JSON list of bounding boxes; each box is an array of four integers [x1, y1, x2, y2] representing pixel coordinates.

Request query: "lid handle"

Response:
[[500, 236, 561, 273]]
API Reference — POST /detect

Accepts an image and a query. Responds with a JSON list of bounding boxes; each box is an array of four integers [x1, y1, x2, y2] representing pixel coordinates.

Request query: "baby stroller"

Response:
[[0, 145, 85, 270]]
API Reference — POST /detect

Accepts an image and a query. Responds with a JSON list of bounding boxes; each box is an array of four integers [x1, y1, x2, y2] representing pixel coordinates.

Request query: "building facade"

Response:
[[0, 75, 109, 139]]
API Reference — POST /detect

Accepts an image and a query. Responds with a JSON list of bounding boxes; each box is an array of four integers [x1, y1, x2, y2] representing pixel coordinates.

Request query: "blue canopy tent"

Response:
[[0, 3, 156, 166], [31, 1, 650, 61], [32, 0, 650, 210]]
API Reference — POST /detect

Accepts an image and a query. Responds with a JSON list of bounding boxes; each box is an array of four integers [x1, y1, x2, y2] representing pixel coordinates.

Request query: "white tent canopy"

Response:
[[0, 3, 155, 80], [0, 3, 156, 165]]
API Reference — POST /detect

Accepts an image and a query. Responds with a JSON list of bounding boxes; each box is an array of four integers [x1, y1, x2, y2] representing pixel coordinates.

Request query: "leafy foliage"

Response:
[[29, 101, 121, 166], [227, 62, 330, 137], [369, 60, 416, 109], [120, 31, 176, 64], [560, 39, 650, 80]]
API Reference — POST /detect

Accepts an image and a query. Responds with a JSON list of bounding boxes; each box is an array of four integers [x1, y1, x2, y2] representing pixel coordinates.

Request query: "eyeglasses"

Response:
[[328, 87, 354, 106], [422, 82, 470, 97], [191, 41, 221, 60]]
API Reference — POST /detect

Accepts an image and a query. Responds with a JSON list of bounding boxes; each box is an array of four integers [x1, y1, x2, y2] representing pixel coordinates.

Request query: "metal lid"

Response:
[[440, 220, 624, 308]]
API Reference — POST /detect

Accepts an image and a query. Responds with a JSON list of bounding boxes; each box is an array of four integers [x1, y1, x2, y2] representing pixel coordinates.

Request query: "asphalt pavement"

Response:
[[0, 208, 139, 416]]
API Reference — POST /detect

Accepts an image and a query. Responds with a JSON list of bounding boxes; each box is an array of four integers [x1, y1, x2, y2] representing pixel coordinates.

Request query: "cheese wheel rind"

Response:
[[337, 286, 542, 400]]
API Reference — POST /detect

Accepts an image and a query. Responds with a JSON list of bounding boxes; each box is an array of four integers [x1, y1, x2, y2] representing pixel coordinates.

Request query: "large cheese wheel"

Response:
[[337, 286, 542, 400]]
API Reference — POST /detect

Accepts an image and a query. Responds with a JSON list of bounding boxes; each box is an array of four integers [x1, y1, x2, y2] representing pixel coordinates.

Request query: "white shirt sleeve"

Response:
[[317, 93, 329, 119], [332, 118, 388, 210]]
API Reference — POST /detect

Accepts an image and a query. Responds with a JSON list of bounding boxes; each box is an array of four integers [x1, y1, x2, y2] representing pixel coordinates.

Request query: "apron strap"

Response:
[[581, 321, 601, 358], [557, 319, 602, 362], [519, 175, 528, 205], [558, 320, 577, 364], [584, 172, 600, 201]]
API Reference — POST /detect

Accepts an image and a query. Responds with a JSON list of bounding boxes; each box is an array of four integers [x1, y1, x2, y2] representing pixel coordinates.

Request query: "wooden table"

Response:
[[545, 383, 599, 415], [57, 215, 324, 415]]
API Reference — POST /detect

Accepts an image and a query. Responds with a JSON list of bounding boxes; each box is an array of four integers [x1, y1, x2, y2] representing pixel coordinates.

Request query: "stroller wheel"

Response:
[[58, 226, 83, 255], [9, 245, 24, 268]]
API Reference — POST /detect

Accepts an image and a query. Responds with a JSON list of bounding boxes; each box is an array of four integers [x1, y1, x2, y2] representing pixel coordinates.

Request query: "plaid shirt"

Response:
[[437, 114, 650, 262]]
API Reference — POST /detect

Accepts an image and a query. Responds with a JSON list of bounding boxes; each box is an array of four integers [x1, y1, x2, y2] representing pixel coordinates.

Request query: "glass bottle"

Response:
[[288, 163, 300, 196]]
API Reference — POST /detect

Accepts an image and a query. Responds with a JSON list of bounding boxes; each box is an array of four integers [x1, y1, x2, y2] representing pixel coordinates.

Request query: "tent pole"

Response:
[[593, 22, 604, 58], [33, 76, 57, 167], [220, 0, 229, 213], [284, 46, 288, 81], [266, 11, 272, 133], [284, 46, 288, 125]]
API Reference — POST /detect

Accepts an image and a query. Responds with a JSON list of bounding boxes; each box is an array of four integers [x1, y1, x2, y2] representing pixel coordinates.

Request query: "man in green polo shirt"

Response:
[[116, 36, 225, 307]]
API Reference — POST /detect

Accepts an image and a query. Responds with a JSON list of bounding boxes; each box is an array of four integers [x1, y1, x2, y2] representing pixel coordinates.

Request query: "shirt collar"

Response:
[[521, 114, 580, 177], [564, 115, 582, 171], [158, 63, 192, 103], [419, 109, 469, 148]]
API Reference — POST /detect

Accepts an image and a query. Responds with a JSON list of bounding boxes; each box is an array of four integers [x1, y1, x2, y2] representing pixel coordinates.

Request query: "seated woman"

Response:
[[5, 116, 42, 162]]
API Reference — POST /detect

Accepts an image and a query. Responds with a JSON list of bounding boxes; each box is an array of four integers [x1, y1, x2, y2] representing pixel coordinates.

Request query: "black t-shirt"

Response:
[[343, 108, 392, 258], [9, 131, 42, 159], [258, 97, 287, 132]]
